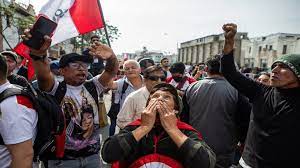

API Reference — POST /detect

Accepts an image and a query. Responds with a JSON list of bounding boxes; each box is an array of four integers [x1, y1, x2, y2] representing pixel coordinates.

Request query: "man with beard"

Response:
[[22, 29, 118, 167], [166, 62, 196, 96]]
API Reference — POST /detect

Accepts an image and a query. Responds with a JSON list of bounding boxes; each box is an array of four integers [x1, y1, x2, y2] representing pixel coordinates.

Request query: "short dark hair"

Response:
[[206, 54, 221, 74], [160, 57, 168, 63], [170, 62, 185, 74], [0, 54, 8, 80], [139, 58, 155, 69], [143, 65, 164, 79], [90, 35, 100, 40]]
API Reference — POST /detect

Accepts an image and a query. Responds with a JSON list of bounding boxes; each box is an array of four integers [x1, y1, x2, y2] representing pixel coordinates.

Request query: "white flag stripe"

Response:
[[39, 0, 78, 45], [50, 11, 79, 45], [39, 0, 75, 22], [38, 0, 104, 46]]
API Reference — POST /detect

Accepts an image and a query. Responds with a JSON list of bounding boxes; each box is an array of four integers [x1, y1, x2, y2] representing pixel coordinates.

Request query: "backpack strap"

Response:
[[84, 80, 99, 109], [120, 81, 129, 102], [54, 81, 67, 104], [0, 87, 32, 145]]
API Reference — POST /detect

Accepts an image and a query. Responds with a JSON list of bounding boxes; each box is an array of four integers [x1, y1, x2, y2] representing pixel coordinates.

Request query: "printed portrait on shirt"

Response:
[[61, 93, 100, 153]]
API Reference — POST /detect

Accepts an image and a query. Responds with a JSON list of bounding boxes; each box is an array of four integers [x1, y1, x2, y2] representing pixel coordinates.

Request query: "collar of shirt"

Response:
[[0, 81, 11, 93], [124, 75, 144, 87]]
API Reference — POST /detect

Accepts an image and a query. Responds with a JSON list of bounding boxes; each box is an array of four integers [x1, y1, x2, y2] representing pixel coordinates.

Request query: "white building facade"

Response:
[[242, 33, 300, 69]]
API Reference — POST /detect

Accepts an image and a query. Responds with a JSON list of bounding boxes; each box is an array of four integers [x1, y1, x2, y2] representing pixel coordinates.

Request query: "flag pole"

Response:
[[97, 0, 111, 47]]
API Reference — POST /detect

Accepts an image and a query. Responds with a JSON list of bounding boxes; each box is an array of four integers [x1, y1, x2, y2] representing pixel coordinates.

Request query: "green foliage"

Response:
[[0, 3, 35, 33], [0, 4, 15, 16], [72, 22, 121, 51]]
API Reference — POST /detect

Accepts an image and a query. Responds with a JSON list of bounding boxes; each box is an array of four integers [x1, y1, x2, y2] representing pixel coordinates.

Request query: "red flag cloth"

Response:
[[14, 43, 35, 81], [40, 0, 105, 45]]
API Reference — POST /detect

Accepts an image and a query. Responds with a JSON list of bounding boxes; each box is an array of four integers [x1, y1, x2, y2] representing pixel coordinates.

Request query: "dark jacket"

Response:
[[101, 120, 216, 168], [220, 51, 300, 168], [181, 77, 251, 168]]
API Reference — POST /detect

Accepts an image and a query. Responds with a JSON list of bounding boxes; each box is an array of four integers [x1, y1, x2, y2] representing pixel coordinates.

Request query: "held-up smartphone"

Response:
[[23, 16, 57, 50]]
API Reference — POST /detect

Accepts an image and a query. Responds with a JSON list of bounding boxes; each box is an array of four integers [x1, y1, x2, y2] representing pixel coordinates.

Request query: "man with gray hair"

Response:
[[108, 59, 144, 135]]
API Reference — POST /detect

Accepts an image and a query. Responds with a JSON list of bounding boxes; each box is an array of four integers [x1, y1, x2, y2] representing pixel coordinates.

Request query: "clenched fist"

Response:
[[222, 23, 237, 55], [223, 23, 237, 40]]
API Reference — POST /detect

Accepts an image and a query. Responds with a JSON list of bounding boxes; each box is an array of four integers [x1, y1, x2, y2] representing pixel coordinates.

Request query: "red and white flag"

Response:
[[14, 0, 105, 80], [40, 0, 105, 45]]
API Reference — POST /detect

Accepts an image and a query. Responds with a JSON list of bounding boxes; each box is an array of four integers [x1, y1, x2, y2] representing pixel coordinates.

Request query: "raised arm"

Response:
[[21, 30, 55, 92], [221, 23, 263, 101], [89, 42, 119, 87]]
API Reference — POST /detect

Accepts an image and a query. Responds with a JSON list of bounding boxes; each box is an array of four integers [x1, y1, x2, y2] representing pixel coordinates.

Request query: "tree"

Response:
[[0, 1, 35, 50], [71, 22, 121, 52]]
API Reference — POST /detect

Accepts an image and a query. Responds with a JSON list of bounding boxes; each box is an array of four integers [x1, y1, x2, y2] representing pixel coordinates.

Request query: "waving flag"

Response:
[[40, 0, 105, 45], [14, 0, 105, 80]]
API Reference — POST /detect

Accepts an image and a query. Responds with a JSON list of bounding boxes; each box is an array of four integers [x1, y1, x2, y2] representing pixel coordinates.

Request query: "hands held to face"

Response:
[[140, 99, 178, 134], [133, 98, 188, 148]]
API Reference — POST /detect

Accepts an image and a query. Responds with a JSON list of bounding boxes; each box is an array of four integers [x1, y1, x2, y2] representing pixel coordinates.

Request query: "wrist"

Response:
[[132, 125, 152, 142], [29, 53, 47, 61], [165, 127, 180, 135]]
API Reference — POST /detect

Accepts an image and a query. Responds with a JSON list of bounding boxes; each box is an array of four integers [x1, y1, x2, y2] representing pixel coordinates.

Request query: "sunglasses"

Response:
[[147, 75, 166, 81]]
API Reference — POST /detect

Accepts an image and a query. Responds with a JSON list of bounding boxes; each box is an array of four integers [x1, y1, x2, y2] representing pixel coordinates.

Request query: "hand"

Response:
[[157, 101, 178, 133], [140, 99, 158, 131], [89, 42, 115, 60], [222, 23, 237, 55], [196, 69, 205, 76], [20, 28, 51, 56], [222, 23, 237, 41]]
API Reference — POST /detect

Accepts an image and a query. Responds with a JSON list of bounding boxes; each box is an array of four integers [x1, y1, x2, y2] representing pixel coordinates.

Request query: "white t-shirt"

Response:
[[48, 76, 104, 156], [117, 87, 150, 129], [0, 82, 38, 168]]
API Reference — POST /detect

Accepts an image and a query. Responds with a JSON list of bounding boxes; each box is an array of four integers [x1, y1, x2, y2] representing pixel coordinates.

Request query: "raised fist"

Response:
[[222, 23, 237, 40]]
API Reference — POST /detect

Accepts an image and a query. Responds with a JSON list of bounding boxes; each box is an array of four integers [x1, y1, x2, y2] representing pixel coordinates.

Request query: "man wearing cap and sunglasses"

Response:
[[1, 51, 29, 87], [117, 65, 166, 129], [21, 29, 118, 167]]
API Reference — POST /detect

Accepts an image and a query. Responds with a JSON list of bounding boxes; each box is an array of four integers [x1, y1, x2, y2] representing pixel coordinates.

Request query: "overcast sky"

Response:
[[16, 0, 300, 54]]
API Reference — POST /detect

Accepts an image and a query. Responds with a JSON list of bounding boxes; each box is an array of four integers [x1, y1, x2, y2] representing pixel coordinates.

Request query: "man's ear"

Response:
[[59, 68, 64, 75]]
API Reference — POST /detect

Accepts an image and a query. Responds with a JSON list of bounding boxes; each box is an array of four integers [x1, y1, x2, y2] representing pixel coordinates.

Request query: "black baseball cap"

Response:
[[59, 53, 93, 68]]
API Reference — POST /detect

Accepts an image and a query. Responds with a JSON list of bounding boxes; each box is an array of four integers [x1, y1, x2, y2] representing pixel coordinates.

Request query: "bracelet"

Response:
[[30, 54, 47, 61]]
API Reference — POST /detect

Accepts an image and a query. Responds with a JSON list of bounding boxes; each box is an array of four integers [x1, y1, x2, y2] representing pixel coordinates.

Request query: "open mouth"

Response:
[[77, 74, 86, 79], [270, 76, 279, 80]]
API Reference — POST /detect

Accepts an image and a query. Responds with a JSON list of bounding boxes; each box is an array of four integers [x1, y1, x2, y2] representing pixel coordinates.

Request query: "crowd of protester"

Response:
[[0, 23, 299, 168]]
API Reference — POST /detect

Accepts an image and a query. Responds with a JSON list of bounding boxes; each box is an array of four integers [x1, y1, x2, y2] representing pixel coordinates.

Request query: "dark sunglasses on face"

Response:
[[147, 75, 166, 81], [68, 62, 90, 69]]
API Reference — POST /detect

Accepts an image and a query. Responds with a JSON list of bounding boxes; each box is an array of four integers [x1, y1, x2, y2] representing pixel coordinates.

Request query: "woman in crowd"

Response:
[[101, 83, 216, 168]]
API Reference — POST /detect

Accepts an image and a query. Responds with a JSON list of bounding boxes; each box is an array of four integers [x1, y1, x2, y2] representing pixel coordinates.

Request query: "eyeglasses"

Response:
[[147, 75, 166, 81], [68, 62, 90, 69]]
